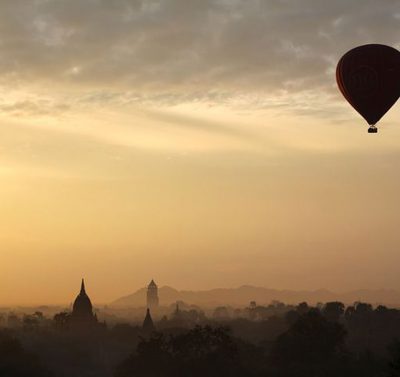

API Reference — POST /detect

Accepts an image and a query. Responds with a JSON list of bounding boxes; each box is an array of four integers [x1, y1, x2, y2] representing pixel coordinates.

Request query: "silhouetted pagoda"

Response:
[[70, 279, 98, 329], [147, 279, 159, 310], [142, 308, 155, 334]]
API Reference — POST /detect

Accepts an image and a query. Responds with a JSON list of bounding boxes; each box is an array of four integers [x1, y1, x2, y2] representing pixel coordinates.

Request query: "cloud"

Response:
[[0, 99, 70, 116], [0, 0, 397, 115]]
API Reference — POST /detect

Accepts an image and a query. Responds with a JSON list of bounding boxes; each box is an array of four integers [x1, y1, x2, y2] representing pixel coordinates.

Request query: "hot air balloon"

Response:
[[336, 44, 400, 133]]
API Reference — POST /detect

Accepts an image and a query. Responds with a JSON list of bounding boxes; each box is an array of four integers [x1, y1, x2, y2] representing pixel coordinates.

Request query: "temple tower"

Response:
[[142, 308, 155, 334], [70, 279, 97, 328], [146, 279, 159, 310]]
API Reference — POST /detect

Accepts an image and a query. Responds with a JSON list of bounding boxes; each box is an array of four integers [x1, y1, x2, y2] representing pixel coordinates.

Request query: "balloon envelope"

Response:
[[336, 44, 400, 125]]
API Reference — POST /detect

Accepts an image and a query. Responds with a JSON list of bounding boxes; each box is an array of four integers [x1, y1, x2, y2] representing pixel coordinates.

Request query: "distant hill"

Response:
[[111, 286, 400, 308]]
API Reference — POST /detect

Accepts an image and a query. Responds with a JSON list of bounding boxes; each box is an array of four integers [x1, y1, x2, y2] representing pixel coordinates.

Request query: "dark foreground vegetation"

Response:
[[2, 301, 400, 376]]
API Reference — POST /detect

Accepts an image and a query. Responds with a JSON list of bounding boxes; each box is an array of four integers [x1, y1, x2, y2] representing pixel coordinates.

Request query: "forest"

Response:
[[1, 301, 400, 376]]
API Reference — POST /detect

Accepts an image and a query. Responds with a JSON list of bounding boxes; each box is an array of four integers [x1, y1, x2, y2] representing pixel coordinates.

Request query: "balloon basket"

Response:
[[368, 126, 378, 133]]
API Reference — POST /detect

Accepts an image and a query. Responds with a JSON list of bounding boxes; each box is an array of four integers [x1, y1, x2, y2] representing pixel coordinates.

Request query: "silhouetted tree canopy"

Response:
[[115, 325, 250, 377], [388, 340, 400, 377], [0, 330, 52, 377], [4, 300, 400, 377], [323, 301, 345, 322], [271, 309, 347, 364]]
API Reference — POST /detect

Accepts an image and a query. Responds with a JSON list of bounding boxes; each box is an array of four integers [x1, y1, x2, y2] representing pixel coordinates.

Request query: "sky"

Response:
[[0, 0, 400, 305]]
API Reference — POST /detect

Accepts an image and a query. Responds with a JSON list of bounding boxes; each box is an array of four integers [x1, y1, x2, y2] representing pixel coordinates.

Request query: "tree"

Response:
[[0, 330, 52, 377], [388, 340, 400, 376], [116, 333, 172, 377], [53, 312, 70, 330], [285, 310, 299, 326], [296, 302, 310, 315], [271, 309, 347, 364], [23, 315, 39, 332], [213, 306, 230, 319], [115, 326, 249, 377], [323, 302, 345, 322]]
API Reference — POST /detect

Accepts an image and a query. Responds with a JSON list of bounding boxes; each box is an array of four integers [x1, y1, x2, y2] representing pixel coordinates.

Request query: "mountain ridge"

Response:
[[111, 285, 400, 308]]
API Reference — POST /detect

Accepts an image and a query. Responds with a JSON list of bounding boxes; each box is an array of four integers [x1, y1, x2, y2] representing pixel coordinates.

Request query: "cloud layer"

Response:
[[0, 0, 397, 109]]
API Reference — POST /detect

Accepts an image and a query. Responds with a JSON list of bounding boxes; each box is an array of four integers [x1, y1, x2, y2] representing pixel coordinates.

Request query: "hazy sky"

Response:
[[1, 0, 400, 305]]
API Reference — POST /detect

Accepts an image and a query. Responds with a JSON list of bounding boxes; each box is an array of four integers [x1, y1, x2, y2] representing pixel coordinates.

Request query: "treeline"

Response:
[[2, 301, 400, 376], [116, 303, 400, 377]]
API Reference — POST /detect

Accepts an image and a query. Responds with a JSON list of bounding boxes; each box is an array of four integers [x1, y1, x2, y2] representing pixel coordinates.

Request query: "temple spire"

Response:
[[80, 278, 86, 294], [142, 308, 155, 333]]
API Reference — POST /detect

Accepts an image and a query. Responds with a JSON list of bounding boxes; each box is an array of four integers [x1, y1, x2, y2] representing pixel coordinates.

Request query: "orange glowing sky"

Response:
[[0, 0, 400, 305]]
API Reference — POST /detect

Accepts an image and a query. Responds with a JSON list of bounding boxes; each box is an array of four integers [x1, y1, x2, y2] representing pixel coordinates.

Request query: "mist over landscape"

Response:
[[1, 0, 400, 376], [112, 285, 400, 308]]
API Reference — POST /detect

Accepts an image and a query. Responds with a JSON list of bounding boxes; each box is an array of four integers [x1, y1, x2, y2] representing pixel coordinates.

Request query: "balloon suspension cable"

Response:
[[368, 125, 378, 133]]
